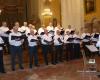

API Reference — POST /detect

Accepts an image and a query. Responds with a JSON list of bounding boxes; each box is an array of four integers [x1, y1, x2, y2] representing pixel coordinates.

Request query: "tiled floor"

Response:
[[1, 56, 100, 80]]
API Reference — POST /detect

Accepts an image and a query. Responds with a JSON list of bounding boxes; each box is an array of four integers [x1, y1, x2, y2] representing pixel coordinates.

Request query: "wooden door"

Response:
[[0, 0, 26, 28]]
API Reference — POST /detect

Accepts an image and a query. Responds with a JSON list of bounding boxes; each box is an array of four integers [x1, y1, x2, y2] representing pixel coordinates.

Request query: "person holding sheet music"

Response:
[[38, 25, 45, 35], [0, 37, 6, 73], [19, 22, 29, 49], [46, 22, 54, 32], [41, 29, 55, 65], [81, 28, 91, 57], [47, 23, 55, 38], [19, 22, 29, 33], [54, 30, 64, 64], [9, 22, 24, 71], [91, 29, 99, 45], [26, 24, 37, 36], [38, 25, 46, 42], [0, 21, 10, 54], [66, 30, 78, 60], [73, 31, 81, 59], [96, 35, 100, 54], [64, 30, 70, 61], [54, 23, 63, 36], [27, 29, 39, 69]]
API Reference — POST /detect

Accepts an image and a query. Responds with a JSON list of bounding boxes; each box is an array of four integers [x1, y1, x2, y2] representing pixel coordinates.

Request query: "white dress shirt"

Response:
[[54, 35, 63, 45], [54, 27, 60, 35], [64, 34, 70, 44], [72, 34, 81, 44], [0, 26, 9, 37], [91, 33, 99, 42], [47, 26, 54, 32], [27, 35, 38, 47], [81, 33, 90, 42], [41, 34, 52, 45], [38, 27, 44, 35], [96, 35, 100, 47], [26, 28, 37, 37], [0, 37, 4, 50], [19, 26, 29, 32], [9, 31, 24, 46]]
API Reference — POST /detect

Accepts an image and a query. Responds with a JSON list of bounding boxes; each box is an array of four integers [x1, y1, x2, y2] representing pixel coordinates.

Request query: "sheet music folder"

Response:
[[67, 38, 82, 42], [75, 38, 82, 41], [30, 39, 38, 42], [94, 34, 99, 38], [5, 31, 11, 34], [11, 36, 24, 41], [84, 35, 91, 39], [67, 38, 74, 42], [86, 45, 99, 52]]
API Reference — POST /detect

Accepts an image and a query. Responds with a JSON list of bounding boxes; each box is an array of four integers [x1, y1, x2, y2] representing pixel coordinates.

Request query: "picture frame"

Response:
[[84, 0, 96, 14]]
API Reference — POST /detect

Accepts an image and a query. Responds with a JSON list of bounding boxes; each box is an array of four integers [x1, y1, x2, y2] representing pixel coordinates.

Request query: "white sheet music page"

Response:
[[86, 45, 98, 52]]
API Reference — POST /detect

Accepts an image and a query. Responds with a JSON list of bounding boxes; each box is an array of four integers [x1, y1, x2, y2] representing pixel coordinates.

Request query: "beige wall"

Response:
[[50, 0, 61, 23], [84, 0, 100, 21], [61, 0, 84, 33]]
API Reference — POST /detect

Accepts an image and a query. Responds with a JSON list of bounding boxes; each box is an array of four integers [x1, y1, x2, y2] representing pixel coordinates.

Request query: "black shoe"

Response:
[[12, 68, 15, 71], [51, 62, 56, 65], [35, 64, 40, 67], [0, 71, 6, 73], [20, 67, 24, 70]]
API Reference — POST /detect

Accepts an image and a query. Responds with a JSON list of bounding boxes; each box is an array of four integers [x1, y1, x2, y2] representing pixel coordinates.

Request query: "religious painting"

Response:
[[85, 0, 96, 14]]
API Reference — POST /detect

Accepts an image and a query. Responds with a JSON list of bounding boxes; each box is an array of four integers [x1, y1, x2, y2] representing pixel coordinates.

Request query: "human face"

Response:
[[49, 22, 52, 26], [13, 26, 18, 33], [24, 22, 27, 26], [15, 22, 20, 27]]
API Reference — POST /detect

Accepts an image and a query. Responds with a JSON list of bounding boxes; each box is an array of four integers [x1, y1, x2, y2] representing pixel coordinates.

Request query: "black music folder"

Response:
[[75, 38, 82, 41], [49, 30, 54, 33], [84, 35, 91, 39], [94, 34, 99, 39], [40, 32, 45, 35], [27, 33, 30, 35], [67, 38, 75, 42], [30, 39, 38, 42], [35, 32, 38, 35], [11, 36, 24, 41], [60, 30, 65, 35], [44, 40, 50, 44], [70, 30, 75, 34], [5, 31, 11, 34]]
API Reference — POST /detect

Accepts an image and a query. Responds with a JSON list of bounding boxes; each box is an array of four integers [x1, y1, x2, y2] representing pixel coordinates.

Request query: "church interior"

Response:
[[0, 0, 100, 80]]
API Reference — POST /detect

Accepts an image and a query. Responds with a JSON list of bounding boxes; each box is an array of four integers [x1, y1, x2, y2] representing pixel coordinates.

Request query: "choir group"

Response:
[[0, 21, 100, 73]]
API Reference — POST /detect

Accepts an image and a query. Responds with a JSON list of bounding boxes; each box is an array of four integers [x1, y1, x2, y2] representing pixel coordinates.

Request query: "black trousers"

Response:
[[54, 45, 63, 63], [10, 45, 24, 70], [83, 42, 91, 57], [65, 43, 70, 61], [0, 50, 5, 73], [42, 45, 54, 65], [73, 43, 81, 59], [28, 46, 39, 68]]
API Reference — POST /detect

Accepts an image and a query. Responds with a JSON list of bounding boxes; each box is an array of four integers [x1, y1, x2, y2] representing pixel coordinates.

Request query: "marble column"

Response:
[[61, 0, 84, 33]]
